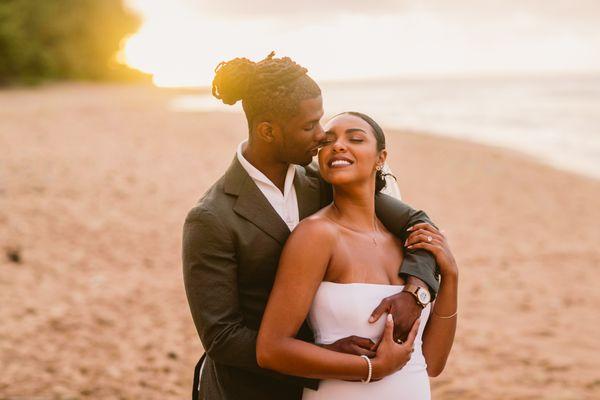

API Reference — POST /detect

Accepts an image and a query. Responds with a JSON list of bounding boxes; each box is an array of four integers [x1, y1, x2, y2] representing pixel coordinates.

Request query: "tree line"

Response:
[[0, 0, 149, 85]]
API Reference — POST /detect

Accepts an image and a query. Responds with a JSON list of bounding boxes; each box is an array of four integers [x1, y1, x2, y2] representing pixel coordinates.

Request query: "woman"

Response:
[[256, 112, 459, 399]]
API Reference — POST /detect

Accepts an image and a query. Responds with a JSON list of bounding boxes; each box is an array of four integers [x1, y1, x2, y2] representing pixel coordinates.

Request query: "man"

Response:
[[182, 53, 440, 400]]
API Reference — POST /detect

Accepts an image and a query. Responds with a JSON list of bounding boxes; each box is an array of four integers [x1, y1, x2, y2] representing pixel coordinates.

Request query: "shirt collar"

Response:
[[236, 141, 296, 196]]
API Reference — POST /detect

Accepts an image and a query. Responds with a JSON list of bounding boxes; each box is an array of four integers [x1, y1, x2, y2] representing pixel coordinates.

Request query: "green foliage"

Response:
[[0, 0, 148, 85]]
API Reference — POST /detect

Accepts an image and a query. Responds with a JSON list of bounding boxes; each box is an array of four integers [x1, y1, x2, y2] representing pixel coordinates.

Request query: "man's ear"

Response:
[[255, 121, 275, 143]]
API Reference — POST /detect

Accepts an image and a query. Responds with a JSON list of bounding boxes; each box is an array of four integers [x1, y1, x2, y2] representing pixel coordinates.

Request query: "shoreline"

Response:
[[1, 84, 599, 399], [390, 126, 600, 182]]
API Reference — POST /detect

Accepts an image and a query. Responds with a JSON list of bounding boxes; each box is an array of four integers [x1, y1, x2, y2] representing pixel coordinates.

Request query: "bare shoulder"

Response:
[[278, 207, 338, 277], [289, 207, 339, 246]]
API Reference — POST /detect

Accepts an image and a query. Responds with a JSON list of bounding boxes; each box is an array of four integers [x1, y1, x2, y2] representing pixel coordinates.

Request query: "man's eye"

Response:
[[304, 124, 315, 131]]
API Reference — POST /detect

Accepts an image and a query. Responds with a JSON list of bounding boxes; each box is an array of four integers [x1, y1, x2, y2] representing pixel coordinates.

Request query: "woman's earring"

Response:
[[376, 165, 382, 171]]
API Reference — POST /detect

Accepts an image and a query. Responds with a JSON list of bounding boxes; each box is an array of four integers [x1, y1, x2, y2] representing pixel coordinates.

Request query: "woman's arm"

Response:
[[256, 216, 417, 381], [404, 223, 458, 377], [256, 217, 371, 380], [422, 274, 458, 377]]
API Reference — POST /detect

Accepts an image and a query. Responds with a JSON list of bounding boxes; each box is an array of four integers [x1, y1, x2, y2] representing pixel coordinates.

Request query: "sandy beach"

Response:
[[1, 83, 599, 399]]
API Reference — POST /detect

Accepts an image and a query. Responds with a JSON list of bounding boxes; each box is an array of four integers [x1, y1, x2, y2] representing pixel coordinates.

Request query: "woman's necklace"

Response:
[[331, 203, 379, 246]]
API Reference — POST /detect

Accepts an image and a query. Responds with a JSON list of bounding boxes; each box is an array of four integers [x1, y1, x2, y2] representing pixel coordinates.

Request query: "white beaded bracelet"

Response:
[[360, 355, 372, 383]]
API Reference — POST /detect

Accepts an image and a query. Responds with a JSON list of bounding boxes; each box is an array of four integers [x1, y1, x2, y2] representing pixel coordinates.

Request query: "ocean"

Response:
[[170, 74, 600, 179]]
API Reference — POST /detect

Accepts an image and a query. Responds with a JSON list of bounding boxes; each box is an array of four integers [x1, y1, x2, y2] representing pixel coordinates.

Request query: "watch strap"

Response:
[[402, 284, 420, 295], [402, 284, 428, 307]]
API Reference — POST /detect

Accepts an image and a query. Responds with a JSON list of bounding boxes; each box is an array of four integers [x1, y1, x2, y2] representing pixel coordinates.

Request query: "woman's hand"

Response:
[[372, 315, 420, 379], [405, 223, 458, 278]]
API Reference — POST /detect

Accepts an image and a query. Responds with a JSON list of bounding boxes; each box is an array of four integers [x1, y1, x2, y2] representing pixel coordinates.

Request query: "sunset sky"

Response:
[[122, 0, 600, 87]]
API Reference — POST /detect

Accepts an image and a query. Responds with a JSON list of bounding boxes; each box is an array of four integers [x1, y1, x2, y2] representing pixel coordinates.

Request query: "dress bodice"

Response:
[[303, 281, 431, 400]]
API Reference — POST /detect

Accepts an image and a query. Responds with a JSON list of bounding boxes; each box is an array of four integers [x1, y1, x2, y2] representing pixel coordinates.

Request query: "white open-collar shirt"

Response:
[[236, 141, 402, 232], [237, 141, 300, 231]]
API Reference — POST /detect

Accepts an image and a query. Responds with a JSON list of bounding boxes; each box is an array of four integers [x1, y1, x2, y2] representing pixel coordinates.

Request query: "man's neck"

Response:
[[242, 142, 289, 193]]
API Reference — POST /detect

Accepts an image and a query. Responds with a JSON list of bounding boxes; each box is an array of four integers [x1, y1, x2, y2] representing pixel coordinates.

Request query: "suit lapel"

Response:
[[235, 177, 292, 245], [294, 165, 322, 220], [223, 157, 323, 244], [224, 156, 291, 245]]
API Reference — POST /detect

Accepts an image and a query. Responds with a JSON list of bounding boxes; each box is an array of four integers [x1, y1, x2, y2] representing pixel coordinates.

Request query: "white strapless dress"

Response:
[[302, 282, 431, 400]]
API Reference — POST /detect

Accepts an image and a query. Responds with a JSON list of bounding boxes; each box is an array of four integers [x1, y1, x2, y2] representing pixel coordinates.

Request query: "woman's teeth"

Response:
[[331, 160, 351, 167]]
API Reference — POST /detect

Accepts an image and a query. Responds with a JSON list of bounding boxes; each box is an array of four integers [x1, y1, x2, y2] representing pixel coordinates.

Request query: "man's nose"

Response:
[[314, 124, 326, 143]]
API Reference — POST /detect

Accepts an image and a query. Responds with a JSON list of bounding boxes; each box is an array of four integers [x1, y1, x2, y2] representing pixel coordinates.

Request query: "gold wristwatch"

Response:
[[402, 284, 431, 308]]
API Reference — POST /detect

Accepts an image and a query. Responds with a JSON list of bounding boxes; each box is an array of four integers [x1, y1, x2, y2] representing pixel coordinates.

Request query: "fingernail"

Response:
[[369, 316, 375, 322], [406, 226, 413, 231], [407, 245, 413, 249], [404, 240, 408, 246], [387, 314, 393, 322]]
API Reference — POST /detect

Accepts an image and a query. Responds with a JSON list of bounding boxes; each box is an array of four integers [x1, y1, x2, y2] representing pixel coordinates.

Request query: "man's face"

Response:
[[276, 96, 325, 166]]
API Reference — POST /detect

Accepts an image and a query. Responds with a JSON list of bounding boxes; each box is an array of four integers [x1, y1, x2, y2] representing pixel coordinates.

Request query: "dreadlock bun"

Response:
[[212, 57, 256, 105], [212, 51, 312, 106], [211, 52, 321, 127]]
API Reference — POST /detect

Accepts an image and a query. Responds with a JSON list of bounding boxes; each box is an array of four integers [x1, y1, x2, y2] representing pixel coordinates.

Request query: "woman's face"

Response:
[[318, 113, 386, 190]]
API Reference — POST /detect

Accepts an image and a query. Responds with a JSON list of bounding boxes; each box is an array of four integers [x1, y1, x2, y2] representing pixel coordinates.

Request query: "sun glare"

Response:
[[122, 0, 292, 87]]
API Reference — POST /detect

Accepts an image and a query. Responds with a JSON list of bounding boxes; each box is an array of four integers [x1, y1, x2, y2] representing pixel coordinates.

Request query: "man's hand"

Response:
[[369, 292, 421, 343], [369, 276, 427, 343], [321, 335, 376, 358]]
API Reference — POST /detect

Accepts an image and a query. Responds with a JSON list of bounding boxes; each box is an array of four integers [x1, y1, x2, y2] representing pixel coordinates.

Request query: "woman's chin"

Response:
[[321, 172, 357, 188]]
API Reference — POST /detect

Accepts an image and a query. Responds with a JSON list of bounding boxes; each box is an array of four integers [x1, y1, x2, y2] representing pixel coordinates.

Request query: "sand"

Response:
[[1, 83, 599, 400]]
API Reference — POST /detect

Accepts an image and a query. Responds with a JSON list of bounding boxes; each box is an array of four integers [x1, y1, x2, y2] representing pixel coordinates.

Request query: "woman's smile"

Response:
[[328, 156, 354, 168]]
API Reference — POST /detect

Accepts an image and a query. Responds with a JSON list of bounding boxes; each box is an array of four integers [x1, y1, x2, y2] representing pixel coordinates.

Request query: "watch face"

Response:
[[417, 288, 431, 305]]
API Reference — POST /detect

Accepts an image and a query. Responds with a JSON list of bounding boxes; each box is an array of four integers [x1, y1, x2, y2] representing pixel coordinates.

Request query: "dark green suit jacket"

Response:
[[182, 157, 439, 400]]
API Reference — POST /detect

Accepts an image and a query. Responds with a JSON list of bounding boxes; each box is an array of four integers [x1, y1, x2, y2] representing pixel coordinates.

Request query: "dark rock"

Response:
[[6, 247, 21, 264]]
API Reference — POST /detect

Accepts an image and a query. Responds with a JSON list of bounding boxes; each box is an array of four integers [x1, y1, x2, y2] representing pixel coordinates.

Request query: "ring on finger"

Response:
[[427, 236, 432, 242], [395, 338, 404, 344]]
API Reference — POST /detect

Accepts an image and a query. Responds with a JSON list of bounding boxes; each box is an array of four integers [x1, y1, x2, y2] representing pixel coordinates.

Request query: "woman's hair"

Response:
[[212, 52, 321, 128], [336, 111, 394, 193]]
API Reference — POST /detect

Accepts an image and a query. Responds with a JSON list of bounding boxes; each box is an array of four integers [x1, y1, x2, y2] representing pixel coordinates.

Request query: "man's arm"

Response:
[[374, 193, 440, 296], [370, 193, 443, 342], [182, 207, 317, 388], [183, 207, 263, 370]]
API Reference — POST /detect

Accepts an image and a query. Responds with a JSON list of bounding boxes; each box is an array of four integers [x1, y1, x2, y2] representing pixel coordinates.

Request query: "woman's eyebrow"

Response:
[[346, 128, 367, 134], [324, 128, 366, 135]]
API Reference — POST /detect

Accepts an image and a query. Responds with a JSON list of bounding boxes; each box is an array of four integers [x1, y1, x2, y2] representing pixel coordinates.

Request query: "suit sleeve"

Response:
[[182, 207, 318, 388], [374, 193, 440, 297]]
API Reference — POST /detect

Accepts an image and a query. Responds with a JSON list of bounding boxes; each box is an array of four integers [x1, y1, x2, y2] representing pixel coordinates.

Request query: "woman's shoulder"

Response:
[[291, 206, 339, 242], [280, 207, 338, 266]]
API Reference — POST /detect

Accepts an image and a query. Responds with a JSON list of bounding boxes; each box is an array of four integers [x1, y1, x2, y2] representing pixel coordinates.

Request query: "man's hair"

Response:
[[212, 52, 321, 128]]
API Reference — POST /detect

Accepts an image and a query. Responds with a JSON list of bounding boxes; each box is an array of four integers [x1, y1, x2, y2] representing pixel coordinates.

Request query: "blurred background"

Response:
[[1, 1, 599, 399]]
